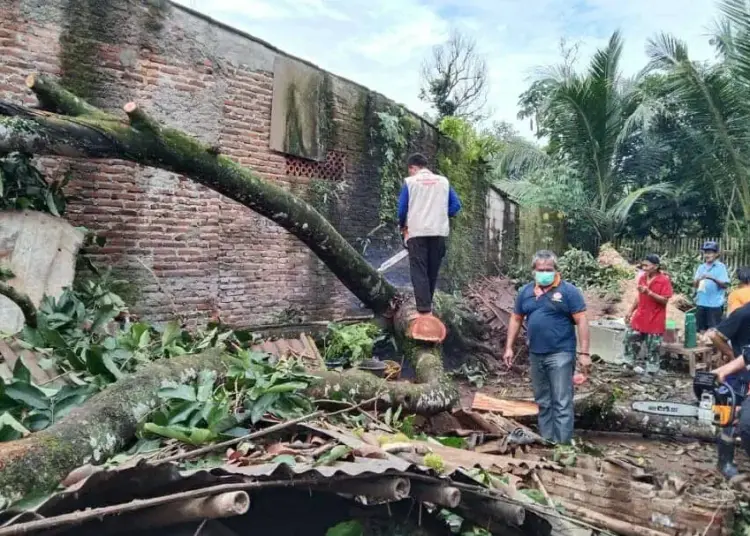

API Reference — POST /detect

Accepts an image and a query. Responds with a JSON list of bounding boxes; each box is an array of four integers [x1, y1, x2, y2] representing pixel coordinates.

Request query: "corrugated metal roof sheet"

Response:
[[250, 334, 324, 370]]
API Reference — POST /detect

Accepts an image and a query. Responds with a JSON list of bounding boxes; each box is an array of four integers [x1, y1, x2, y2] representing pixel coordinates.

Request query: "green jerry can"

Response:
[[684, 311, 697, 348]]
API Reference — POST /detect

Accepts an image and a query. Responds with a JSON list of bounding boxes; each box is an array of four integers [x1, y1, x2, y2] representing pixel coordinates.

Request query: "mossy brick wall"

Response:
[[0, 0, 486, 327]]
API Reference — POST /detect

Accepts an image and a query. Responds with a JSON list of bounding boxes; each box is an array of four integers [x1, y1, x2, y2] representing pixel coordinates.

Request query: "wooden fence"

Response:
[[613, 236, 750, 271]]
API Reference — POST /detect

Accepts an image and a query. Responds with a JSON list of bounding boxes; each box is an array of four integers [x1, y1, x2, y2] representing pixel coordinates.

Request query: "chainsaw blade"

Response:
[[377, 249, 409, 273], [631, 400, 700, 418]]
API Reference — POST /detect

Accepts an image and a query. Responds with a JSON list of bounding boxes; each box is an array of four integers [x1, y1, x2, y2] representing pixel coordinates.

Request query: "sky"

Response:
[[174, 0, 720, 138]]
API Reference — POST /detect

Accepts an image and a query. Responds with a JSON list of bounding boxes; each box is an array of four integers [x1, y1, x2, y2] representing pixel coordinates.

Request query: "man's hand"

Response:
[[577, 352, 592, 375], [503, 347, 515, 368], [625, 311, 633, 325], [637, 285, 648, 294]]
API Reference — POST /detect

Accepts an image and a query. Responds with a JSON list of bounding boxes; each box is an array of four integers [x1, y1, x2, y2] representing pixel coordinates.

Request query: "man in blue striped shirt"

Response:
[[397, 153, 462, 315]]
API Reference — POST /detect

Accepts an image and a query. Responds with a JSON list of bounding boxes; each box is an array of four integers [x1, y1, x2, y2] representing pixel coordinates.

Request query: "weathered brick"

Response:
[[0, 0, 473, 328]]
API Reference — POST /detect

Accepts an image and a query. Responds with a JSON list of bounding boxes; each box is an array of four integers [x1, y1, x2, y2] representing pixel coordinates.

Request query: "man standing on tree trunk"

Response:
[[503, 250, 591, 445], [397, 153, 462, 316]]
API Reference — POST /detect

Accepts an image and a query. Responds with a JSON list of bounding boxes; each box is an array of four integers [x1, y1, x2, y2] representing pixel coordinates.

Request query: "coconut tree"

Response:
[[644, 0, 750, 234], [497, 31, 673, 242]]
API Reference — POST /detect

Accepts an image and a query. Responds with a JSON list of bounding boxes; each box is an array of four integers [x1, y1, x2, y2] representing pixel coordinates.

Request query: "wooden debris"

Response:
[[471, 393, 539, 417]]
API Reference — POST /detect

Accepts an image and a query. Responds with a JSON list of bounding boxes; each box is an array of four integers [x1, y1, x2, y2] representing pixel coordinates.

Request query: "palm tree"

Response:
[[497, 31, 673, 241], [645, 0, 750, 234]]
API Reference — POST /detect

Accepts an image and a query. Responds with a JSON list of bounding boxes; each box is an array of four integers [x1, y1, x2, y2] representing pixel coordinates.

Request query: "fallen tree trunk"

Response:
[[1, 75, 397, 315], [0, 350, 228, 506], [0, 75, 463, 503], [512, 388, 717, 441], [308, 348, 458, 414]]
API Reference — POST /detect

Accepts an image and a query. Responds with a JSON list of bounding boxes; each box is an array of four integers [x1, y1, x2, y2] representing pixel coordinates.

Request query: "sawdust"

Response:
[[597, 243, 636, 274]]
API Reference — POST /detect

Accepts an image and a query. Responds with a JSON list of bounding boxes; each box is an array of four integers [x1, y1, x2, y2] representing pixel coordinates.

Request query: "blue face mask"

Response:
[[534, 271, 556, 287]]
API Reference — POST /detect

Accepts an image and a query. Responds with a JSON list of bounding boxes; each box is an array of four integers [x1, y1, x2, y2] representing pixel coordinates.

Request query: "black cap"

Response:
[[644, 254, 661, 265]]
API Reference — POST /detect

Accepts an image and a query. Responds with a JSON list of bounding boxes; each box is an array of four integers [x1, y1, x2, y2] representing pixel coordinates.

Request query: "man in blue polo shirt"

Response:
[[503, 250, 591, 444], [694, 241, 730, 333]]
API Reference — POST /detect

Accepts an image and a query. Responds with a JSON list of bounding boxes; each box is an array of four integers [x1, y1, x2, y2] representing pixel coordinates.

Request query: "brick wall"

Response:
[[0, 0, 456, 327]]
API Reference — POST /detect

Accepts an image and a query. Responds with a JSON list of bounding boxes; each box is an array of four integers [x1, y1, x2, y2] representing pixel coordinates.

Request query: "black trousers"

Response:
[[407, 236, 446, 313], [696, 305, 724, 332]]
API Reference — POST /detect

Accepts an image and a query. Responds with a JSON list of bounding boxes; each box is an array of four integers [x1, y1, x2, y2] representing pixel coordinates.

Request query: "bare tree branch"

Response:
[[419, 29, 489, 122]]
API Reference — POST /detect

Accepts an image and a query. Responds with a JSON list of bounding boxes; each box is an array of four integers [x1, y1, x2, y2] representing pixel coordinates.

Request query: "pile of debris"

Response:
[[459, 276, 528, 370]]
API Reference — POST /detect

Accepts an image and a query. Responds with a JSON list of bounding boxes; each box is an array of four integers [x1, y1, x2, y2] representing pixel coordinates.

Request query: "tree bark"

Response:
[[514, 388, 717, 441], [0, 75, 397, 315], [0, 350, 228, 506], [0, 75, 461, 503]]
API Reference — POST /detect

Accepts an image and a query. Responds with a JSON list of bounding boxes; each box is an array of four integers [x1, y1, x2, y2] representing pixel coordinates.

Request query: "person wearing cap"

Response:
[[624, 254, 673, 374], [694, 241, 730, 333]]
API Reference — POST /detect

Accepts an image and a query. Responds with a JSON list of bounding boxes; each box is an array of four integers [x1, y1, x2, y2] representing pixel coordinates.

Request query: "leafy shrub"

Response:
[[323, 322, 382, 366], [557, 249, 629, 293], [143, 351, 316, 445], [660, 253, 700, 299]]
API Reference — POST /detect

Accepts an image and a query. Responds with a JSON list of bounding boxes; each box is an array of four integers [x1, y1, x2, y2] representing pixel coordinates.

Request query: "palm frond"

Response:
[[607, 183, 676, 228], [493, 139, 552, 179]]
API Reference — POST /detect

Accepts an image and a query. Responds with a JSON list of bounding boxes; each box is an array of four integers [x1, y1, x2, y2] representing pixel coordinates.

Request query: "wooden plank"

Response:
[[470, 393, 539, 417]]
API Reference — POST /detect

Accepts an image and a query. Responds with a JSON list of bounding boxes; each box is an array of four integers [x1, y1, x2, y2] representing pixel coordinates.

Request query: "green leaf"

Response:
[[0, 412, 29, 441], [167, 401, 203, 425], [314, 445, 351, 467], [272, 454, 297, 466], [86, 347, 123, 381], [158, 384, 197, 402], [143, 423, 218, 446], [325, 520, 363, 536], [263, 382, 309, 394], [161, 320, 181, 348], [249, 392, 279, 424], [196, 370, 217, 402], [4, 382, 50, 410], [12, 357, 31, 383]]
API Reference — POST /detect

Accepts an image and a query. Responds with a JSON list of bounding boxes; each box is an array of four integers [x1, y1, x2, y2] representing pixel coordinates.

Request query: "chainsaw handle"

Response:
[[715, 380, 739, 427]]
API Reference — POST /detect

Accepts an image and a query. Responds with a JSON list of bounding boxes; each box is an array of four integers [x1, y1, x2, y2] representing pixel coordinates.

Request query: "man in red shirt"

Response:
[[624, 254, 673, 375]]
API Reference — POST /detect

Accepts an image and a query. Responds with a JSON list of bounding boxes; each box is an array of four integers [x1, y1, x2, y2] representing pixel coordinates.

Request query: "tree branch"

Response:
[[0, 283, 37, 328], [0, 75, 397, 315], [25, 74, 107, 119]]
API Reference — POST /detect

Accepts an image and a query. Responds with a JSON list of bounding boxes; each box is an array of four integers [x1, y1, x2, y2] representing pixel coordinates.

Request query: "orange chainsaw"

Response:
[[631, 371, 738, 427]]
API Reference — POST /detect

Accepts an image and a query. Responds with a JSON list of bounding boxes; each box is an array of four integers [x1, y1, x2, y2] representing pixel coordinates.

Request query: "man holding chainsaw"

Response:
[[707, 303, 750, 479], [397, 153, 462, 315]]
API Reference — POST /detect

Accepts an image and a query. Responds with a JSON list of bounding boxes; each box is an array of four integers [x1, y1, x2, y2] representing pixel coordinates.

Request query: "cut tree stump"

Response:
[[407, 315, 447, 343]]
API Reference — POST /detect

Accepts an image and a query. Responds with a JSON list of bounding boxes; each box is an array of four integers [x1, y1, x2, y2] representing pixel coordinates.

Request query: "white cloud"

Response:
[[176, 0, 720, 138]]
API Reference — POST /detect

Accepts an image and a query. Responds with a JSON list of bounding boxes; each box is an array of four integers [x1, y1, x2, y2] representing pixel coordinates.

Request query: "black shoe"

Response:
[[717, 438, 740, 479]]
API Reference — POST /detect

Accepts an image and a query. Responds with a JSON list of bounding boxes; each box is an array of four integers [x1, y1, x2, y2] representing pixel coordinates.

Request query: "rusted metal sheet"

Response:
[[250, 334, 323, 370], [0, 339, 68, 387]]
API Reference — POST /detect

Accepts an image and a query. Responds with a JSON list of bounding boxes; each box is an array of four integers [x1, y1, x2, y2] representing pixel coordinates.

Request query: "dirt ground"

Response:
[[457, 360, 747, 487]]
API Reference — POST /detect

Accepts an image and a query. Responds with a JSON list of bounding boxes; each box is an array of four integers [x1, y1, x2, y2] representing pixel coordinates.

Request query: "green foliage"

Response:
[[382, 405, 416, 438], [0, 153, 68, 217], [557, 249, 629, 293], [0, 357, 97, 440], [437, 117, 500, 288], [661, 253, 701, 300], [323, 322, 382, 366], [1, 269, 235, 442], [370, 108, 420, 225], [142, 351, 316, 446], [326, 520, 363, 536], [499, 32, 676, 242]]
